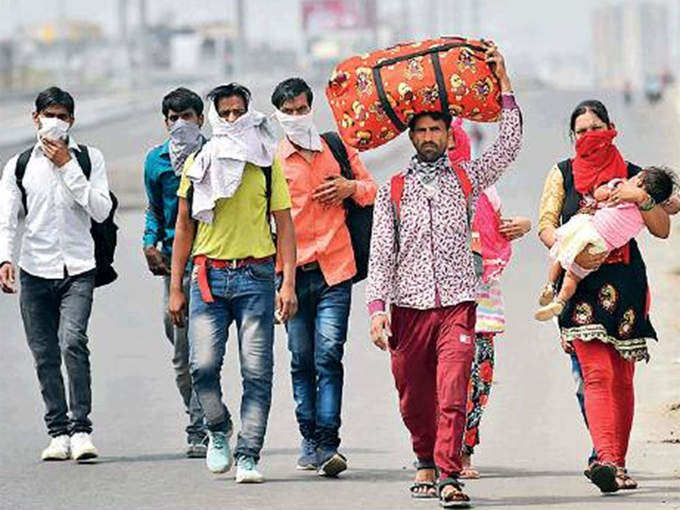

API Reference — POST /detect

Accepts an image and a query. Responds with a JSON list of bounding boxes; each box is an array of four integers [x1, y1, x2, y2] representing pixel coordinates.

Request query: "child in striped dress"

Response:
[[448, 121, 531, 478], [461, 185, 532, 478]]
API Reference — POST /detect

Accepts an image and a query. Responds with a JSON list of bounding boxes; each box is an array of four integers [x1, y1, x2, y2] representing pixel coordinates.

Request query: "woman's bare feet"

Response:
[[616, 467, 638, 490], [459, 453, 480, 479]]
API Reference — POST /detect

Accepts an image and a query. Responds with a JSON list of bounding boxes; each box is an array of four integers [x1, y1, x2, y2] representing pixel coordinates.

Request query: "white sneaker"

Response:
[[235, 457, 264, 483], [70, 432, 99, 461], [41, 435, 70, 461]]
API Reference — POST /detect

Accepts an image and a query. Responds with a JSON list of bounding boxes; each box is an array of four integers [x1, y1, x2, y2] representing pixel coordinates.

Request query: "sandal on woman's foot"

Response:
[[616, 468, 638, 490], [459, 466, 480, 479], [410, 481, 437, 499], [589, 462, 620, 493], [438, 478, 471, 508], [538, 282, 555, 306], [534, 300, 565, 321]]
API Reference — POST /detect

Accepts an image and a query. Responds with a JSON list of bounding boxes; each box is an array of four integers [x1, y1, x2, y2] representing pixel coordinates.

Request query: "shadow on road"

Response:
[[95, 453, 187, 464], [263, 447, 386, 456]]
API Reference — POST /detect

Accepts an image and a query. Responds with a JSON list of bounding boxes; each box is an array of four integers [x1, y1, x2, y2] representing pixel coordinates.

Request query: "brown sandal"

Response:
[[616, 468, 638, 490]]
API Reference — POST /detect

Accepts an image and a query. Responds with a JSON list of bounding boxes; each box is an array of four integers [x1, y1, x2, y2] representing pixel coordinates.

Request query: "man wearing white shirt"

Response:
[[0, 87, 112, 462]]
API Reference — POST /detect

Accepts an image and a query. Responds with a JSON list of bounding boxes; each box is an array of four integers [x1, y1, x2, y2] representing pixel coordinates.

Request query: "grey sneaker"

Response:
[[318, 450, 347, 477], [296, 438, 318, 471], [186, 436, 208, 458]]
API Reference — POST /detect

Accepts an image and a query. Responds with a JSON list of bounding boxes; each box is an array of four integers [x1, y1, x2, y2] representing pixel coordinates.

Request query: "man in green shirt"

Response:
[[169, 83, 297, 483]]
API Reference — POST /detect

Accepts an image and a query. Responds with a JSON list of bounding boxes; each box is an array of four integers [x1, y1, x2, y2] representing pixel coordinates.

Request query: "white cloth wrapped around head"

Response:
[[187, 102, 276, 223]]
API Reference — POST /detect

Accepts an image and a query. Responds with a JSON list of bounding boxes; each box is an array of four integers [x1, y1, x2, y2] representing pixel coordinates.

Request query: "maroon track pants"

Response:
[[390, 302, 476, 479]]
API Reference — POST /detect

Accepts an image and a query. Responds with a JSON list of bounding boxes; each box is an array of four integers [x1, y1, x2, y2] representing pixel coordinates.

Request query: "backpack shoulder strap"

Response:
[[321, 131, 353, 179], [14, 147, 35, 214], [390, 173, 406, 249], [390, 173, 405, 215], [75, 144, 92, 179], [261, 165, 273, 219]]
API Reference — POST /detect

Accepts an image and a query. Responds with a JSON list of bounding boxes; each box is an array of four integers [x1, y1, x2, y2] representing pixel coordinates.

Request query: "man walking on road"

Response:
[[0, 87, 113, 461], [271, 78, 377, 476], [169, 83, 298, 483], [143, 87, 207, 457], [366, 45, 522, 506]]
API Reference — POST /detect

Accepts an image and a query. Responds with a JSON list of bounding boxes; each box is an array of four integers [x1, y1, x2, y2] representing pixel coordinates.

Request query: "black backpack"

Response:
[[321, 132, 373, 283], [15, 145, 119, 287]]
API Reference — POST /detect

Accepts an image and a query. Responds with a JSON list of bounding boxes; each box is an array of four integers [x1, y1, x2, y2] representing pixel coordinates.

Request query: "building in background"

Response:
[[592, 1, 671, 91]]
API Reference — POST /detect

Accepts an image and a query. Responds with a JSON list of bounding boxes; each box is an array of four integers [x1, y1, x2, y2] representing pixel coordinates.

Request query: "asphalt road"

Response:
[[1, 87, 680, 509]]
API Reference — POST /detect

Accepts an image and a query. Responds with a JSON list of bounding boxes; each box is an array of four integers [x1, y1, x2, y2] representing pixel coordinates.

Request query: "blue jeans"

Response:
[[285, 269, 351, 450], [19, 269, 96, 437], [188, 261, 275, 462], [163, 272, 205, 442]]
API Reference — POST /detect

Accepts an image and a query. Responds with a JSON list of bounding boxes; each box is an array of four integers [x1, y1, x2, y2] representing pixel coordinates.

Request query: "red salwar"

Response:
[[390, 302, 476, 479], [573, 339, 635, 467]]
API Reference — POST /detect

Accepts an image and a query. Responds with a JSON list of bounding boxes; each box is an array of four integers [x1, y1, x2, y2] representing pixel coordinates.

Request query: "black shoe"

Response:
[[589, 463, 619, 493]]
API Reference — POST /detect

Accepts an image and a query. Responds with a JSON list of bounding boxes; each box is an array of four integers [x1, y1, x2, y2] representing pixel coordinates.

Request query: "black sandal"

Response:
[[410, 460, 438, 499], [437, 478, 471, 508], [589, 462, 620, 493], [410, 481, 437, 499]]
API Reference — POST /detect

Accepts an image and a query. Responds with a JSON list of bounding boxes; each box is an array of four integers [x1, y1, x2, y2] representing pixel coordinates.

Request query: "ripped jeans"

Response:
[[188, 261, 275, 462]]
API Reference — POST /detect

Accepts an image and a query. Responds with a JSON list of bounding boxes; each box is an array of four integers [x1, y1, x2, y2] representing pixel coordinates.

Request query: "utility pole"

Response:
[[118, 0, 132, 86], [428, 0, 439, 36], [400, 0, 410, 42], [138, 0, 148, 72], [233, 0, 246, 77], [471, 0, 480, 38]]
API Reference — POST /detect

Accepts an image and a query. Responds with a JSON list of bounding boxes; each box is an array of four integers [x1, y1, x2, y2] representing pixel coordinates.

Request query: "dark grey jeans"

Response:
[[19, 268, 96, 437], [163, 273, 205, 442]]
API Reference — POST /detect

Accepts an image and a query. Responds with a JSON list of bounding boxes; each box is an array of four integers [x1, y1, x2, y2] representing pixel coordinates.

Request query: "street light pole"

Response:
[[233, 0, 246, 77]]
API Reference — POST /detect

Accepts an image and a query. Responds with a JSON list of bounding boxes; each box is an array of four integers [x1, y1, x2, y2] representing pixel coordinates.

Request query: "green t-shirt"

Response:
[[177, 156, 291, 260]]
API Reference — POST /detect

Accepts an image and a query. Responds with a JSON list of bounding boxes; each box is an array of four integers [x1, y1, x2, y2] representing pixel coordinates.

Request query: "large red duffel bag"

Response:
[[326, 37, 502, 151]]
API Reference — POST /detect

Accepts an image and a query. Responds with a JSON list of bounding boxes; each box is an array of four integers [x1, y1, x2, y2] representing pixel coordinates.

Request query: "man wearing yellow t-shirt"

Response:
[[168, 83, 297, 484]]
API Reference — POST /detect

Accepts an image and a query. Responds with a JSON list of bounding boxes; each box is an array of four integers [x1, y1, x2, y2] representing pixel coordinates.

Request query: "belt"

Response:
[[298, 261, 320, 272], [193, 255, 273, 303]]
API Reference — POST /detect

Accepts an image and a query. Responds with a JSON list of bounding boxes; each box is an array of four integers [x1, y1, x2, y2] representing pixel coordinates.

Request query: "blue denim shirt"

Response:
[[142, 140, 181, 258]]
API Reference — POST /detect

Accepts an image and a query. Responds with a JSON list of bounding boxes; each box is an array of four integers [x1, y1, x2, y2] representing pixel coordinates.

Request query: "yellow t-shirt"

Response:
[[177, 156, 291, 260]]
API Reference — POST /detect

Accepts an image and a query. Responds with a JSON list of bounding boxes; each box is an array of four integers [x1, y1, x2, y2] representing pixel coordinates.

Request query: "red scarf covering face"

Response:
[[572, 129, 627, 195]]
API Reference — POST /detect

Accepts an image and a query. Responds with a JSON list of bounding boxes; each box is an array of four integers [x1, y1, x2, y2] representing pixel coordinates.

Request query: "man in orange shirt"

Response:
[[272, 78, 377, 476]]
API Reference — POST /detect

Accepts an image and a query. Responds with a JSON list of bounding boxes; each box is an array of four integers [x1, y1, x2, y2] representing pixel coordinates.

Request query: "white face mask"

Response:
[[38, 116, 70, 143], [168, 119, 202, 176], [274, 109, 322, 152]]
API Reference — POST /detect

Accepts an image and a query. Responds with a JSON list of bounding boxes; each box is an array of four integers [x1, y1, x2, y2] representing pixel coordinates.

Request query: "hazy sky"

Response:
[[0, 0, 677, 58]]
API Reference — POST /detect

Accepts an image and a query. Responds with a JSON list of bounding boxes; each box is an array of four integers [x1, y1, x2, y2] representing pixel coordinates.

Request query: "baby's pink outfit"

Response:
[[592, 184, 645, 251], [592, 203, 644, 250]]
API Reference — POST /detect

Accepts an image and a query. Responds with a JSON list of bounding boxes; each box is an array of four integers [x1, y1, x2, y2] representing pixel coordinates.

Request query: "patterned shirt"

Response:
[[366, 99, 522, 312]]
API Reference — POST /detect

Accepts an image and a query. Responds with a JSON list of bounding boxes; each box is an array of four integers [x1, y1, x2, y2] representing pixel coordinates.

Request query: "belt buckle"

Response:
[[231, 259, 238, 270]]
